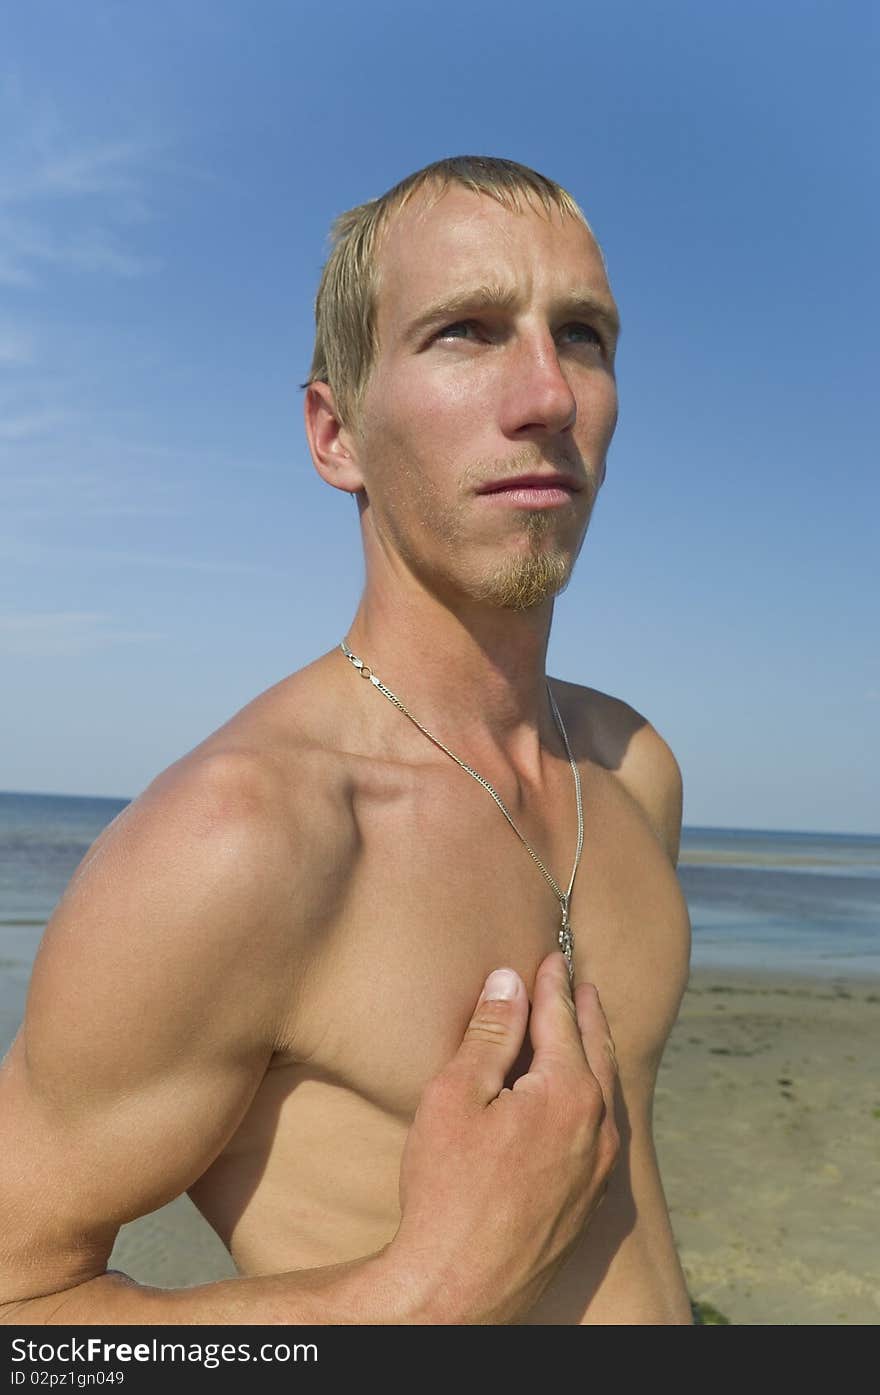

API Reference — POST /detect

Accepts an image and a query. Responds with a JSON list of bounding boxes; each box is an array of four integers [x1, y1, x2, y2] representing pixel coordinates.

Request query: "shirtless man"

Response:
[[0, 156, 691, 1325]]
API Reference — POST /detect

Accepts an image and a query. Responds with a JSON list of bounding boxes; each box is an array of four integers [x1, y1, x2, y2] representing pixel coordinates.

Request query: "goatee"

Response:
[[472, 511, 570, 611]]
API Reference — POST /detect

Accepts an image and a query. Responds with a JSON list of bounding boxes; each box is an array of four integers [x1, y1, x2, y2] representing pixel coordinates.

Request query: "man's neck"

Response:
[[342, 580, 561, 784]]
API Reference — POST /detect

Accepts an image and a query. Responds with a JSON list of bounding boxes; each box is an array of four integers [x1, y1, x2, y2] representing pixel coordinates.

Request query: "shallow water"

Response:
[[679, 826, 880, 977]]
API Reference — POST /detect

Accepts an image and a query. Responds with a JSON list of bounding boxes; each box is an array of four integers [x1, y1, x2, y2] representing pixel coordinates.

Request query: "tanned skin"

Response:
[[0, 183, 691, 1325]]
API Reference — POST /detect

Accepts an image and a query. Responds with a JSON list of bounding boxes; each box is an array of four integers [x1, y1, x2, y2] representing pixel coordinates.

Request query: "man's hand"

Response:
[[390, 951, 619, 1324]]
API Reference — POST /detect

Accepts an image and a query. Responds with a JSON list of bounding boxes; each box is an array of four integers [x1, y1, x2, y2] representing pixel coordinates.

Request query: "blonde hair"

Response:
[[305, 155, 592, 430]]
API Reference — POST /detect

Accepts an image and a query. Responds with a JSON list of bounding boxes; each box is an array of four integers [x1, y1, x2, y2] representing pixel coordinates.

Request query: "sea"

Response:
[[1, 790, 879, 1049]]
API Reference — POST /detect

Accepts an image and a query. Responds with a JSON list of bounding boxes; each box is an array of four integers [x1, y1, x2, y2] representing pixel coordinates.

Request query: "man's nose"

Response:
[[499, 333, 578, 438]]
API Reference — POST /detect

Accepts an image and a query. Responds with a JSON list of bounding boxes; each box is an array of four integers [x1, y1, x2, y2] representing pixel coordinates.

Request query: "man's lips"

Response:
[[476, 472, 582, 495]]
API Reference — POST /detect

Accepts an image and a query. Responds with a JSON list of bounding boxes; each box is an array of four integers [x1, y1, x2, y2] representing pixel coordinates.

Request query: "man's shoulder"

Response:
[[81, 659, 360, 941], [146, 650, 357, 831], [554, 677, 684, 865]]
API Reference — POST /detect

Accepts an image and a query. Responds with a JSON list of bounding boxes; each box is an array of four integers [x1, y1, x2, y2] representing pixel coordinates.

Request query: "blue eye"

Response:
[[563, 323, 602, 345], [437, 321, 476, 340]]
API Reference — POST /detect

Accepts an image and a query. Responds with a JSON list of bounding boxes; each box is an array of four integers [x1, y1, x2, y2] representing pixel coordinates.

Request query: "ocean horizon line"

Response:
[[1, 788, 877, 844]]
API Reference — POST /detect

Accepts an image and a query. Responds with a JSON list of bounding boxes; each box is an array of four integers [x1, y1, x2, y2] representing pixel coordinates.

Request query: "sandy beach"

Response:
[[101, 965, 880, 1325], [655, 967, 880, 1325]]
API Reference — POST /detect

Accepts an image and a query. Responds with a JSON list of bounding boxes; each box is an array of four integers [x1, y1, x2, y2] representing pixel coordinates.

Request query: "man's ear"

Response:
[[304, 381, 365, 494]]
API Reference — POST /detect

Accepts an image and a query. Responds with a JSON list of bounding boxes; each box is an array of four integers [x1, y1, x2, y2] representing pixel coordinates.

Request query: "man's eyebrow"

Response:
[[402, 285, 620, 345], [562, 295, 621, 344], [403, 284, 520, 343]]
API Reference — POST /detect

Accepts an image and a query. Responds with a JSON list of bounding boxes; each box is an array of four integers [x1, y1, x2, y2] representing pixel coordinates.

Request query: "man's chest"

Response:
[[281, 754, 691, 1116]]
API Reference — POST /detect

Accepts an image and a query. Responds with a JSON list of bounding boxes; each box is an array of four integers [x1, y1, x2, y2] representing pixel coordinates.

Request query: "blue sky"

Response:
[[2, 0, 877, 833]]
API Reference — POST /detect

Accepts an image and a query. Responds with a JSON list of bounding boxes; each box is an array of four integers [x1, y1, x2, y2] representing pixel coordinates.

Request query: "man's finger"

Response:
[[520, 951, 586, 1081], [444, 967, 529, 1106]]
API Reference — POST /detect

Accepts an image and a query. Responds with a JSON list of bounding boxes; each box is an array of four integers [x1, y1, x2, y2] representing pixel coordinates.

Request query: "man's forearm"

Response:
[[2, 955, 619, 1330], [0, 1249, 437, 1327]]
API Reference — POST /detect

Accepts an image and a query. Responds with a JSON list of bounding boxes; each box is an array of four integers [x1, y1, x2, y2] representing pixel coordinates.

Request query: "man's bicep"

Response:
[[0, 1027, 269, 1306], [0, 756, 293, 1303]]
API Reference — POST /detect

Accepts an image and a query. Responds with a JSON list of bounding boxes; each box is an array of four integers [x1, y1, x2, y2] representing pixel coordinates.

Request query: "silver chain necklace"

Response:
[[340, 638, 583, 979]]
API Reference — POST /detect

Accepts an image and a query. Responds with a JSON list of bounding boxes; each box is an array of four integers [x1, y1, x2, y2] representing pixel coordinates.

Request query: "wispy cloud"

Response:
[[0, 537, 284, 577], [0, 215, 159, 286], [0, 76, 161, 286], [0, 450, 192, 527], [0, 408, 71, 442], [0, 611, 163, 658], [0, 324, 34, 364], [3, 139, 148, 203]]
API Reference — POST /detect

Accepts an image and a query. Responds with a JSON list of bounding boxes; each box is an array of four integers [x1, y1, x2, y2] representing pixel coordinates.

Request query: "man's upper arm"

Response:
[[0, 752, 297, 1306], [612, 709, 685, 867]]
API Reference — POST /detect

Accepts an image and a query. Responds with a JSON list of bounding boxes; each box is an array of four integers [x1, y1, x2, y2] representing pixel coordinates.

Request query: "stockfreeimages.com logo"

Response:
[[11, 1337, 317, 1371]]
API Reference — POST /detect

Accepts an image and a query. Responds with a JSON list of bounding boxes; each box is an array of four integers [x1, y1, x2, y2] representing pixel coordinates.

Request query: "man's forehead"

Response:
[[375, 185, 611, 327]]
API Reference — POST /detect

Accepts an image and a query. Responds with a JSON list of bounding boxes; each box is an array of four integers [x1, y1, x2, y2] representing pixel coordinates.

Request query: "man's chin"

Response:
[[472, 553, 571, 611]]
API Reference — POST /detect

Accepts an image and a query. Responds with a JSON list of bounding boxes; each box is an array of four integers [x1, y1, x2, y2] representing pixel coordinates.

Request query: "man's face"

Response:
[[351, 185, 620, 611]]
